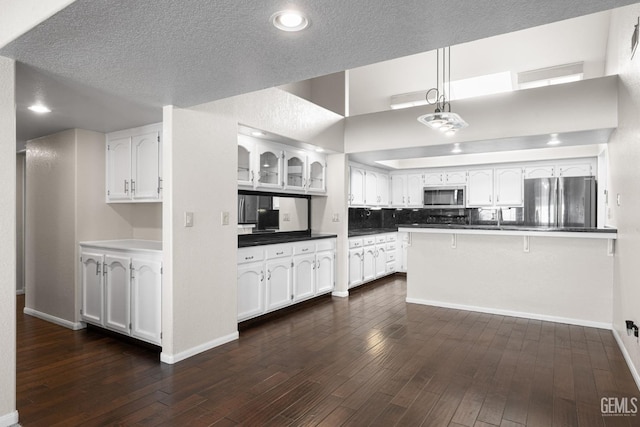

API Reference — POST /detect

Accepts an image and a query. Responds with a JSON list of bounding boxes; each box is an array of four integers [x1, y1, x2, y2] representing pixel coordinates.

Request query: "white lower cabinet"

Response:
[[348, 233, 398, 289], [237, 238, 336, 322], [80, 241, 162, 345]]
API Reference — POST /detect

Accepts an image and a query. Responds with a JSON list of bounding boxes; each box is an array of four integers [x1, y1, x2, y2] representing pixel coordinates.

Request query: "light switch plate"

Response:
[[184, 212, 194, 227], [221, 211, 229, 225], [332, 213, 340, 222]]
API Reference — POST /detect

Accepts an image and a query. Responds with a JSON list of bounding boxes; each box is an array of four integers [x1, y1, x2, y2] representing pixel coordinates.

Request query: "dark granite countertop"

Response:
[[238, 233, 337, 248], [348, 228, 398, 237], [398, 224, 618, 233]]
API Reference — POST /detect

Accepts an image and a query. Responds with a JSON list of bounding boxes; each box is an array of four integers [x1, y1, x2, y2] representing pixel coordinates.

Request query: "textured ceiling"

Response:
[[1, 0, 636, 142]]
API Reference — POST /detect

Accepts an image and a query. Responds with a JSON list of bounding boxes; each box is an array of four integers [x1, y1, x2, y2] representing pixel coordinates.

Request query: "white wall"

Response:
[[16, 153, 24, 294], [0, 55, 18, 427], [345, 76, 618, 154], [407, 233, 614, 327], [605, 3, 640, 387], [161, 87, 344, 362], [0, 0, 76, 48]]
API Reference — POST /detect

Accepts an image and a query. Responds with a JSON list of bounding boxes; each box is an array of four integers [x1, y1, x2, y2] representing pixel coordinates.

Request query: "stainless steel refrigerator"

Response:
[[523, 176, 596, 228]]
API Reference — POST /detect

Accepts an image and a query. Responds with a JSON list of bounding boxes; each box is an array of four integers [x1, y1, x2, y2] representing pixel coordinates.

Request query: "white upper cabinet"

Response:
[[350, 167, 365, 206], [467, 169, 494, 207], [558, 163, 593, 177], [106, 123, 162, 203], [306, 153, 327, 193], [377, 173, 390, 206], [494, 167, 523, 206], [238, 134, 326, 194], [365, 170, 378, 206], [445, 170, 467, 185], [284, 150, 306, 191], [257, 145, 283, 189], [423, 172, 444, 186], [406, 174, 424, 207], [391, 174, 407, 206], [524, 165, 555, 179]]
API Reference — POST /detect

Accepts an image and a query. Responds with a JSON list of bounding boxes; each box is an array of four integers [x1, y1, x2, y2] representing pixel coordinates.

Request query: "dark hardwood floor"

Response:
[[16, 276, 640, 426]]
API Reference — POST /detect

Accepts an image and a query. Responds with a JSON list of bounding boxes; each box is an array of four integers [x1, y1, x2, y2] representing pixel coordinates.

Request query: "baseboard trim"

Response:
[[160, 331, 239, 364], [23, 307, 86, 331], [0, 410, 19, 427], [612, 328, 640, 392], [406, 297, 612, 330], [331, 290, 349, 298], [15, 289, 24, 295]]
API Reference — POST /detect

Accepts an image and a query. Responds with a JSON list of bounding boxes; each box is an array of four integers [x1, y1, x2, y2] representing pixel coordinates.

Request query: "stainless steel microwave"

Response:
[[423, 186, 466, 208]]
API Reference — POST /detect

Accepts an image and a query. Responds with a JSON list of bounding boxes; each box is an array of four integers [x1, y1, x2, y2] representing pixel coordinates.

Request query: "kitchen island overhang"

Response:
[[400, 225, 617, 329]]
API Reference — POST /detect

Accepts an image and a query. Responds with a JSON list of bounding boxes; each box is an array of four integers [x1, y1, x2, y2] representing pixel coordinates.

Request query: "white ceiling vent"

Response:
[[517, 62, 584, 89]]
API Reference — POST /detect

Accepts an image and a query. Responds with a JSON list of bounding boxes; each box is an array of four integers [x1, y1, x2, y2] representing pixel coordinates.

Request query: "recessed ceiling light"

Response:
[[28, 104, 51, 114], [251, 130, 266, 137], [451, 143, 462, 154], [547, 133, 561, 145], [315, 147, 324, 153], [271, 10, 309, 32]]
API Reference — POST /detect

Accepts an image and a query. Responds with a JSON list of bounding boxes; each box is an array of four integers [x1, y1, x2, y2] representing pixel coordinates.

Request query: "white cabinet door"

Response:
[[363, 246, 376, 282], [391, 174, 407, 206], [467, 169, 494, 207], [307, 153, 326, 193], [316, 251, 334, 294], [445, 171, 467, 185], [423, 172, 444, 186], [407, 174, 424, 207], [365, 170, 377, 206], [377, 173, 390, 206], [374, 246, 387, 278], [107, 137, 131, 201], [495, 167, 523, 206], [131, 132, 160, 200], [265, 259, 292, 311], [80, 252, 104, 325], [257, 144, 283, 189], [524, 165, 555, 179], [237, 136, 255, 187], [237, 262, 264, 321], [103, 255, 131, 335], [293, 254, 315, 302], [131, 258, 162, 345], [350, 167, 365, 206], [348, 249, 364, 288], [284, 151, 306, 191], [558, 163, 593, 177]]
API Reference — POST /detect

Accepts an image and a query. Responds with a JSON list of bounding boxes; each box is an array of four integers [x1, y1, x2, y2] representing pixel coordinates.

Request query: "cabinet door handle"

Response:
[[260, 271, 264, 282], [489, 195, 492, 203], [402, 196, 405, 204], [157, 177, 163, 194], [131, 180, 136, 194], [496, 195, 499, 203], [407, 196, 411, 204], [267, 270, 271, 280], [251, 170, 255, 182], [316, 260, 320, 269], [124, 180, 129, 194], [96, 262, 101, 276], [103, 262, 107, 276], [276, 251, 283, 255]]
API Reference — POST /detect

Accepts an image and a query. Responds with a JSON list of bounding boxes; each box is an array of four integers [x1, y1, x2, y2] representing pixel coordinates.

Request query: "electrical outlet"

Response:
[[184, 212, 194, 227], [221, 211, 229, 225], [283, 213, 290, 222], [332, 213, 340, 222]]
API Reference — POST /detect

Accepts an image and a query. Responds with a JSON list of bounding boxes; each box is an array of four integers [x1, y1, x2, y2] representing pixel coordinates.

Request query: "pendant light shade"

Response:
[[418, 46, 467, 136]]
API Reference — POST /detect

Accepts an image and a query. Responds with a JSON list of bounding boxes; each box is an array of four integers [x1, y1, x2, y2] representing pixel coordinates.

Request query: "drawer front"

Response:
[[375, 235, 386, 244], [386, 233, 397, 243], [267, 244, 293, 259], [386, 243, 396, 251], [238, 247, 264, 264], [387, 252, 396, 262], [293, 242, 315, 255], [386, 262, 396, 273], [363, 236, 376, 246], [316, 239, 335, 252], [349, 238, 364, 249]]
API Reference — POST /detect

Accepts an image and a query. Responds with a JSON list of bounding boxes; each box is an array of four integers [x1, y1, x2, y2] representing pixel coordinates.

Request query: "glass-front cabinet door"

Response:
[[237, 136, 254, 187], [307, 153, 326, 193], [285, 151, 306, 191], [257, 145, 282, 189]]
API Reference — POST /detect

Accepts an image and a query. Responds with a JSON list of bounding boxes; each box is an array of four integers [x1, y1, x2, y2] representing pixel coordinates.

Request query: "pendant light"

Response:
[[417, 46, 468, 136]]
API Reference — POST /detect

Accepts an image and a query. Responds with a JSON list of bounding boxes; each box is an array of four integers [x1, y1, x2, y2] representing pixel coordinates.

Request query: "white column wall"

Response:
[[0, 56, 18, 427], [605, 3, 640, 389]]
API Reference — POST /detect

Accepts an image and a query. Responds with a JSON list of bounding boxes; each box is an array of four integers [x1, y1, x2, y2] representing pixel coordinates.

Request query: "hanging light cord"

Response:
[[425, 46, 452, 113]]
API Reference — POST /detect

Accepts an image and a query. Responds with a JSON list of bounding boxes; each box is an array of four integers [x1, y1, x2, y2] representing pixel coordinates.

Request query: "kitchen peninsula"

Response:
[[399, 224, 617, 328]]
